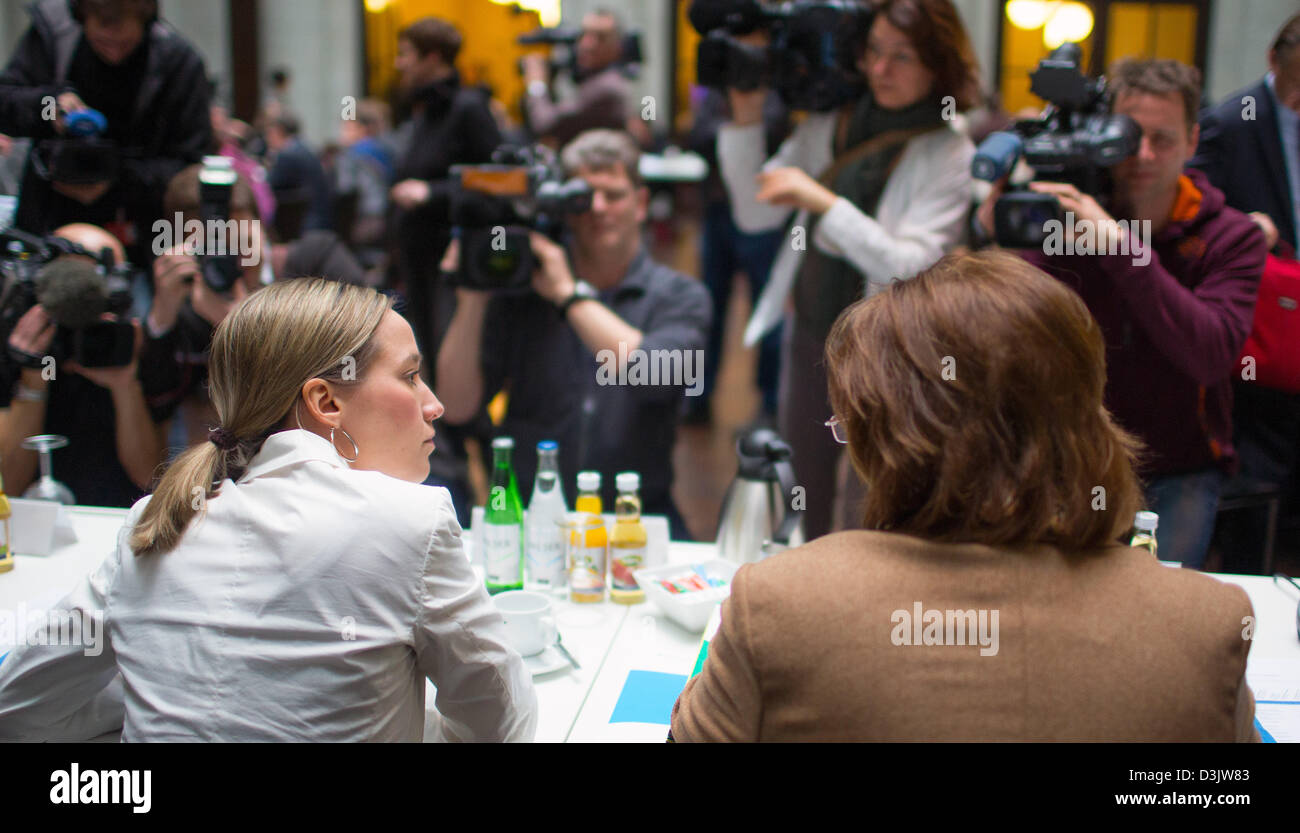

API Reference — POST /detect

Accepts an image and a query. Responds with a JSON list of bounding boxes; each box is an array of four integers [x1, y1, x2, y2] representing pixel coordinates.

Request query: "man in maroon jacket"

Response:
[[980, 59, 1267, 567]]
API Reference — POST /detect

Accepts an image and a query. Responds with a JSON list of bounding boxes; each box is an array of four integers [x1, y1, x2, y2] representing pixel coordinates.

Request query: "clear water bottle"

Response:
[[526, 440, 568, 593]]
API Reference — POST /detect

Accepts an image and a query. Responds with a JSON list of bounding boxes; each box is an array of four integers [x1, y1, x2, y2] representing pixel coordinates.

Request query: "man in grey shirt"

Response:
[[437, 130, 710, 539]]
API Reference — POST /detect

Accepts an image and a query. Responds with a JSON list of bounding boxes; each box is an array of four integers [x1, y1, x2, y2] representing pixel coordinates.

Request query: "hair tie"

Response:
[[208, 427, 240, 451]]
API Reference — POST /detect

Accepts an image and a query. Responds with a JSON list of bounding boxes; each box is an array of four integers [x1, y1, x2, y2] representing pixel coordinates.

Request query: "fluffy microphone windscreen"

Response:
[[35, 257, 109, 329]]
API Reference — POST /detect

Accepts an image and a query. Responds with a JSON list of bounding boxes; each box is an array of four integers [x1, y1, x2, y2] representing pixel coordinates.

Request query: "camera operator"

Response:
[[436, 130, 711, 539], [521, 9, 647, 149], [0, 0, 210, 258], [0, 222, 164, 506], [977, 59, 1267, 569], [717, 0, 979, 540]]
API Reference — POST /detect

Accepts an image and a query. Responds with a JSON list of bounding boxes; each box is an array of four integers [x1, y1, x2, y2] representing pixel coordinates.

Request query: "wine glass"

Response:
[[21, 434, 75, 505]]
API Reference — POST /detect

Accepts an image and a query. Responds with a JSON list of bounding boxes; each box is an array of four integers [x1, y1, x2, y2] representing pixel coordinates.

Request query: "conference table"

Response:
[[2, 506, 1297, 742]]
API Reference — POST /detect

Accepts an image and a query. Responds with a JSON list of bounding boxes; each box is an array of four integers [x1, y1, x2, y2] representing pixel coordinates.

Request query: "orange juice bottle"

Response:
[[609, 472, 646, 604], [569, 472, 606, 603], [0, 468, 11, 573]]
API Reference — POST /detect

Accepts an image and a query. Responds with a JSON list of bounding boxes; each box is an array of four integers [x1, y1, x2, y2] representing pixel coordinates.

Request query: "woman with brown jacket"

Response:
[[671, 251, 1258, 742]]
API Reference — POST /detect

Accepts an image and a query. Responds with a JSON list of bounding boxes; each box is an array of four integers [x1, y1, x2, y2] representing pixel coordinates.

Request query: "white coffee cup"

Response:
[[493, 590, 558, 657]]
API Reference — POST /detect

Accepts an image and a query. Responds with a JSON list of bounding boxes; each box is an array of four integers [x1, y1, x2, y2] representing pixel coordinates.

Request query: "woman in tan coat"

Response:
[[671, 251, 1258, 742]]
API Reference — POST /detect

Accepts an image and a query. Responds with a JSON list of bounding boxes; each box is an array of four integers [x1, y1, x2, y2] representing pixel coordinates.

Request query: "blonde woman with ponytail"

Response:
[[0, 278, 537, 742]]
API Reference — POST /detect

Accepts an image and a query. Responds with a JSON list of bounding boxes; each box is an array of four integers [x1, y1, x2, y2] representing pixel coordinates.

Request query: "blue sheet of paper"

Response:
[[609, 670, 688, 725]]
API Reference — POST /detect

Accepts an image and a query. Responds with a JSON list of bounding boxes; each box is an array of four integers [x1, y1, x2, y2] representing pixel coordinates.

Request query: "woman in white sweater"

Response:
[[0, 279, 537, 741], [718, 0, 980, 539]]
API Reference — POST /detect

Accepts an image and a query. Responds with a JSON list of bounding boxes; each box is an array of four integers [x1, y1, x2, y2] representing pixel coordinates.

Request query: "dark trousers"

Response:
[[778, 318, 842, 540], [700, 200, 785, 414], [1217, 381, 1300, 569]]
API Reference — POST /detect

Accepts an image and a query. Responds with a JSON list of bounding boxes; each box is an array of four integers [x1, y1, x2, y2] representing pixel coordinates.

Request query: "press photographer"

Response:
[[0, 0, 211, 257], [977, 58, 1267, 568], [141, 160, 367, 445], [436, 129, 710, 537], [520, 9, 648, 149], [712, 0, 979, 539], [0, 222, 165, 507]]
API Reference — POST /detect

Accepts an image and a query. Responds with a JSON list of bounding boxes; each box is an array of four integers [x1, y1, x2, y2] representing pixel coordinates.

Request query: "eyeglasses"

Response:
[[825, 416, 848, 444], [863, 42, 920, 69]]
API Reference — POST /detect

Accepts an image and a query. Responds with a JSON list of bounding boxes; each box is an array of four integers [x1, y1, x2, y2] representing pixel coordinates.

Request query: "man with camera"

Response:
[[141, 161, 367, 446], [978, 59, 1267, 568], [0, 222, 165, 507], [0, 0, 210, 258], [521, 9, 647, 150], [436, 130, 711, 538]]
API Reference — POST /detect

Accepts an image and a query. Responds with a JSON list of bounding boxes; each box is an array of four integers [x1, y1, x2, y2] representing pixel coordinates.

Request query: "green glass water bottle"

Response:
[[484, 437, 524, 594]]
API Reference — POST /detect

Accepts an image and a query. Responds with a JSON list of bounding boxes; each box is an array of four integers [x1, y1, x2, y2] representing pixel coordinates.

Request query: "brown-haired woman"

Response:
[[721, 0, 983, 540], [671, 251, 1259, 741]]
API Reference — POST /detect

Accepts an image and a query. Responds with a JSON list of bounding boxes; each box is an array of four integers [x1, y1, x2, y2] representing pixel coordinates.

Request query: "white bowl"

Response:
[[633, 559, 737, 632]]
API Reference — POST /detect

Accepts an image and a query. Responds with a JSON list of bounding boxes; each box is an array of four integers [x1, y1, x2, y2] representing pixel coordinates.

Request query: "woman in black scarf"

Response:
[[717, 0, 982, 540]]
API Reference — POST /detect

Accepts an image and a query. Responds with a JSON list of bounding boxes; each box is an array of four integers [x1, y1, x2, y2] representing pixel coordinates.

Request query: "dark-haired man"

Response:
[[388, 16, 501, 360], [1191, 13, 1300, 565], [266, 114, 333, 235], [979, 58, 1267, 568], [0, 0, 210, 260]]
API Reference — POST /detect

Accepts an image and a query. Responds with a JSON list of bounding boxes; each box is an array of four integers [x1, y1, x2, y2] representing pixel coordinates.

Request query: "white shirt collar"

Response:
[[238, 429, 349, 483]]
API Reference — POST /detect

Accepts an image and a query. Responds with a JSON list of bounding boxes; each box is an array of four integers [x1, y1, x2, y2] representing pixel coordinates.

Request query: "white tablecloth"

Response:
[[2, 508, 1296, 742]]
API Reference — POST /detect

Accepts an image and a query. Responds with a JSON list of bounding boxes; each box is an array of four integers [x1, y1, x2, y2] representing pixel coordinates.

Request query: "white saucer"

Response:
[[524, 645, 572, 677]]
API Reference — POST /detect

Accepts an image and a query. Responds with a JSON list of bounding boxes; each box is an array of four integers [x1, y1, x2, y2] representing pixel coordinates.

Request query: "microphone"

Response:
[[35, 257, 111, 329]]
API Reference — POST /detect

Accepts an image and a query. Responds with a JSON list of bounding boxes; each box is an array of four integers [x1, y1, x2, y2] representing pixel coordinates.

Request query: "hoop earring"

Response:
[[331, 427, 359, 463]]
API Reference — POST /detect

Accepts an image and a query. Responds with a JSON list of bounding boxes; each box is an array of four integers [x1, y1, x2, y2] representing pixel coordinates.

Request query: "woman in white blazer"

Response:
[[0, 278, 537, 741], [718, 0, 980, 539]]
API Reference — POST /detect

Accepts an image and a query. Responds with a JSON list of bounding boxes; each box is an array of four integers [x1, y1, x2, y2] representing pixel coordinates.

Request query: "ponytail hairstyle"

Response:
[[130, 278, 392, 556]]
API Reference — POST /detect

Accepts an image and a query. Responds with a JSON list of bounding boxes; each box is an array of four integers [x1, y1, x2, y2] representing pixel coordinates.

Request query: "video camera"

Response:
[[688, 0, 873, 112], [30, 107, 119, 185], [448, 145, 592, 292], [971, 43, 1142, 248], [517, 26, 643, 81], [0, 228, 136, 370]]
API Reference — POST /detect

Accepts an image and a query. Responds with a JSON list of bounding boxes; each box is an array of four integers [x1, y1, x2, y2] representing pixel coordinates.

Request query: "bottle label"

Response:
[[526, 523, 565, 584], [484, 523, 522, 586], [610, 545, 645, 591]]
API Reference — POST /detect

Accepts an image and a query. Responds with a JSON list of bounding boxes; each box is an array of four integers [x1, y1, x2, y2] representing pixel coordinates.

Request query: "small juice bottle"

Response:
[[609, 472, 647, 604], [569, 472, 607, 603], [1129, 511, 1158, 558], [0, 469, 11, 573]]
